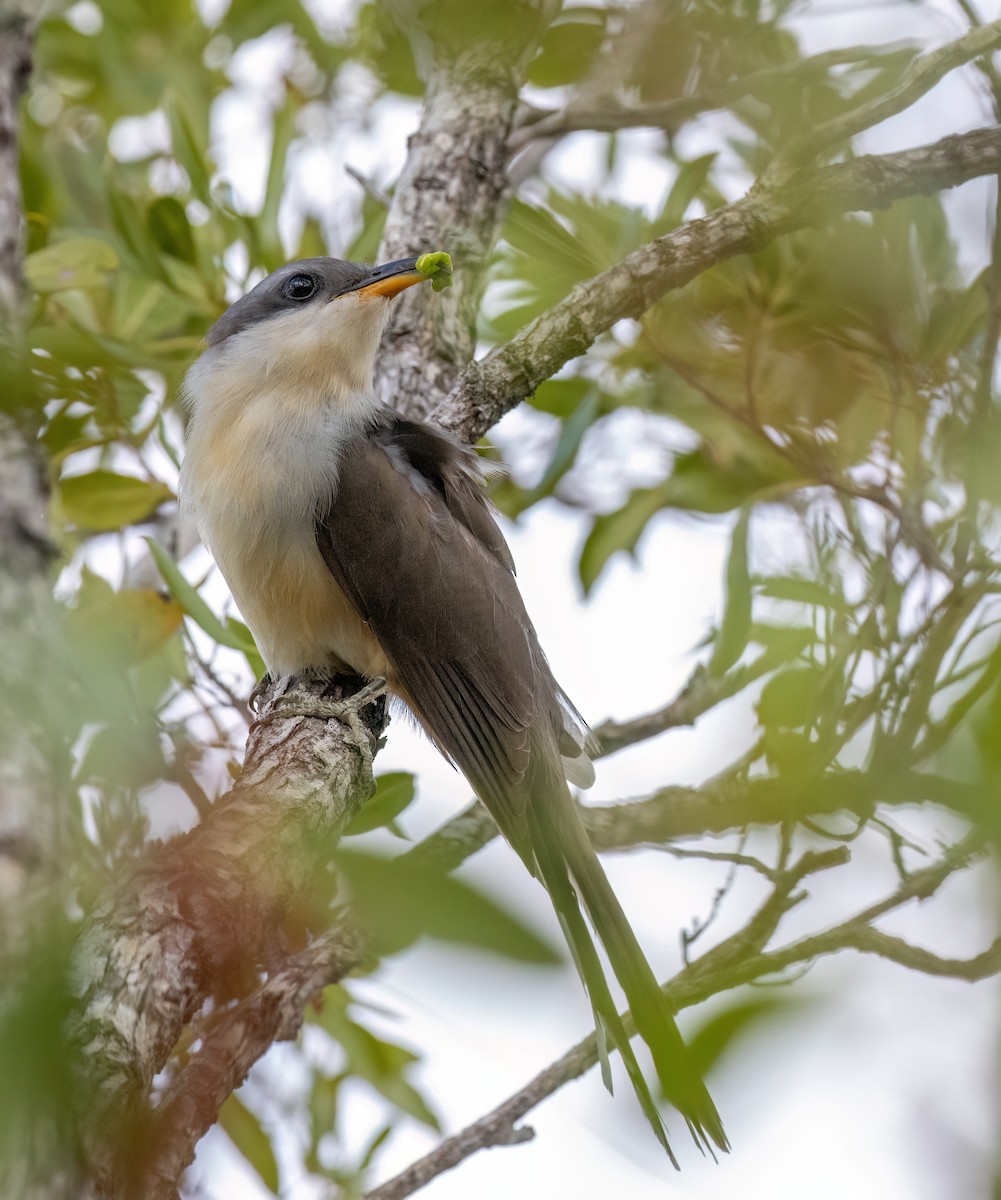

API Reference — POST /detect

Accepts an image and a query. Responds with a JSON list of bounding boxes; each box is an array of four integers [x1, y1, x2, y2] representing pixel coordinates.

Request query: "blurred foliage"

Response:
[[8, 0, 1001, 1192]]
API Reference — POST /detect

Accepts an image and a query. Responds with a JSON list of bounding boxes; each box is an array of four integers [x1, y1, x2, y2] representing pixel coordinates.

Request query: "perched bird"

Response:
[[181, 254, 727, 1163]]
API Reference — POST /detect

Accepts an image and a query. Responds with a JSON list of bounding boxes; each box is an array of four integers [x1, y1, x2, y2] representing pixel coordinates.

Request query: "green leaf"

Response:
[[307, 1074, 342, 1166], [59, 470, 172, 531], [757, 666, 824, 730], [258, 93, 298, 271], [345, 190, 389, 262], [659, 449, 790, 513], [709, 506, 752, 676], [313, 997, 440, 1129], [656, 153, 717, 233], [42, 410, 91, 456], [147, 196, 196, 263], [337, 849, 559, 964], [527, 377, 592, 417], [528, 8, 606, 88], [224, 618, 267, 678], [218, 1095, 279, 1195], [107, 180, 168, 280], [359, 1123, 395, 1171], [686, 993, 815, 1076], [344, 772, 417, 837], [145, 539, 266, 675], [165, 92, 213, 204], [578, 486, 667, 596], [504, 198, 591, 273], [758, 576, 847, 610], [517, 388, 600, 512], [25, 237, 119, 292], [749, 622, 815, 662]]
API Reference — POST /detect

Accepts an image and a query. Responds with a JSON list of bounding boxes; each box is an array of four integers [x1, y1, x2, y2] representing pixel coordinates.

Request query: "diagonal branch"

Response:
[[406, 755, 981, 880], [143, 922, 367, 1200], [402, 656, 772, 875], [67, 675, 387, 1195], [593, 654, 778, 758], [435, 125, 1001, 444], [102, 737, 988, 1195], [358, 847, 844, 1200]]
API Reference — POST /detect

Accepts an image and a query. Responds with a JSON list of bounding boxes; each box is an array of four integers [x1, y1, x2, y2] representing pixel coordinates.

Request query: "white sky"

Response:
[[144, 1, 1001, 1197]]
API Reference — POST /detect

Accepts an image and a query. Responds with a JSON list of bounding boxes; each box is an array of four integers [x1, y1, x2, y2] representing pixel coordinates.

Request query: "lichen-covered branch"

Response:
[[0, 1, 52, 911], [592, 656, 777, 758], [435, 125, 1001, 443], [143, 921, 367, 1200], [67, 676, 387, 1195], [373, 0, 559, 418], [405, 756, 978, 879], [0, 2, 37, 319]]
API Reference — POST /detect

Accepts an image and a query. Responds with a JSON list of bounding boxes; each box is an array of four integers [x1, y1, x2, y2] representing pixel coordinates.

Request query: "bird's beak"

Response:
[[348, 257, 427, 299]]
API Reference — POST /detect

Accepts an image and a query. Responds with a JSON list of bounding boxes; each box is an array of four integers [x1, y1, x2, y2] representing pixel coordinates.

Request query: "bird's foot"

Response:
[[268, 676, 387, 722], [249, 672, 278, 714], [253, 676, 389, 770]]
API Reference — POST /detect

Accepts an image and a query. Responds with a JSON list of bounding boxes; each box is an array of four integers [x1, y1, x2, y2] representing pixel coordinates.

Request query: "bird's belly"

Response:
[[184, 397, 390, 682], [210, 519, 388, 682]]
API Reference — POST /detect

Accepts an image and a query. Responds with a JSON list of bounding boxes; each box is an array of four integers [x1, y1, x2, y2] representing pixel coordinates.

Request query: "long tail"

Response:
[[524, 776, 728, 1163]]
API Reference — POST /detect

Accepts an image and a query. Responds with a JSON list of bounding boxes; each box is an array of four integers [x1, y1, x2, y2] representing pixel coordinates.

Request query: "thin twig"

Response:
[[593, 657, 776, 758], [345, 164, 391, 210], [509, 44, 904, 151], [767, 18, 1001, 177]]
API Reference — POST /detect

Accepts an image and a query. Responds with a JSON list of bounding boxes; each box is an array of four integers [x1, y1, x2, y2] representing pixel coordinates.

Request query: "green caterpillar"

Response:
[[415, 251, 454, 292]]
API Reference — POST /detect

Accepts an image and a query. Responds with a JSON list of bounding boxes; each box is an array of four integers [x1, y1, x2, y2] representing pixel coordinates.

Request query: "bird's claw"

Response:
[[249, 672, 276, 714], [251, 677, 388, 770], [267, 676, 387, 722]]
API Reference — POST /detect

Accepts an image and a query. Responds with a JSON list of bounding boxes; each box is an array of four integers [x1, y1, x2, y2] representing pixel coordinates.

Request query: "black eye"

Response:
[[284, 274, 316, 301]]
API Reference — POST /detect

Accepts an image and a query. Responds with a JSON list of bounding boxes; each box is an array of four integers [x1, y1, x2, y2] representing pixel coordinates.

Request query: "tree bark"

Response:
[[68, 677, 387, 1196], [374, 0, 559, 418]]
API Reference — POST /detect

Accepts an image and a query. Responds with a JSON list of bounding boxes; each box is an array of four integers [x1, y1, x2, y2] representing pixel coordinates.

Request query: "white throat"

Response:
[[180, 291, 391, 550]]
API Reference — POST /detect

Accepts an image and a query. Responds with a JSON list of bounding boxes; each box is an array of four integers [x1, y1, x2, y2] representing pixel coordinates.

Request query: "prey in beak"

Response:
[[348, 253, 453, 299]]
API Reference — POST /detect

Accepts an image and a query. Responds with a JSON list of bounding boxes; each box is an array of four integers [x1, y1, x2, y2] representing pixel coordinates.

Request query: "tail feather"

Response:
[[526, 801, 680, 1168], [525, 777, 729, 1160]]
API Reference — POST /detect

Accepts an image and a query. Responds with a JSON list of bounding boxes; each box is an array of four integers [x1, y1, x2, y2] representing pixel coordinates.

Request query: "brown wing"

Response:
[[317, 415, 728, 1157], [315, 412, 552, 849]]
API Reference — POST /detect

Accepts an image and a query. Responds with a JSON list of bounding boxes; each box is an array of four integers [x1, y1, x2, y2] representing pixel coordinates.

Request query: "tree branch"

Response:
[[772, 17, 1001, 173], [435, 125, 1001, 443], [143, 922, 367, 1200], [374, 0, 559, 418], [405, 755, 980, 880], [508, 43, 903, 151], [67, 676, 387, 1195], [0, 1, 37, 317], [359, 846, 848, 1200], [592, 655, 776, 758], [0, 2, 56, 921]]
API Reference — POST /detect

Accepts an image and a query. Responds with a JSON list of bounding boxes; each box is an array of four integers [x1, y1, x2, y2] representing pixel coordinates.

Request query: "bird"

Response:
[[180, 254, 728, 1164]]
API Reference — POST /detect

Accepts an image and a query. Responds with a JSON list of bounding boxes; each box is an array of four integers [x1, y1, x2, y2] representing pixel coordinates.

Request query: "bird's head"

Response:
[[184, 255, 447, 411]]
